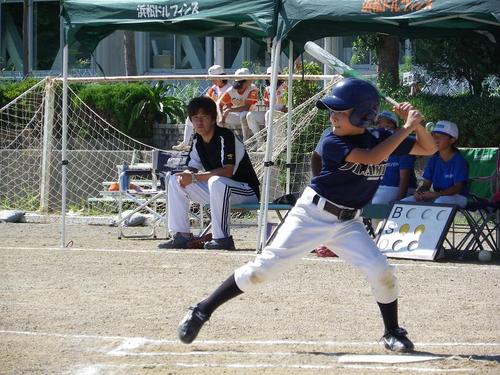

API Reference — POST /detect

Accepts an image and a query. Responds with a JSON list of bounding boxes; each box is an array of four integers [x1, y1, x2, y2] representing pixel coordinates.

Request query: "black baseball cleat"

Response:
[[382, 327, 414, 352], [178, 305, 210, 344]]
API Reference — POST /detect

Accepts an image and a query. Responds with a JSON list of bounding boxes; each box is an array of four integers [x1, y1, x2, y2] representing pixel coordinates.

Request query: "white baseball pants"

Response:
[[167, 175, 258, 239], [224, 111, 250, 141], [371, 185, 416, 204], [181, 117, 194, 145], [234, 186, 399, 304]]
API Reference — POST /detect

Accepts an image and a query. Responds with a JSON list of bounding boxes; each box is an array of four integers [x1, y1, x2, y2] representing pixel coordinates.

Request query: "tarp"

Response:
[[277, 0, 500, 50], [61, 0, 278, 52]]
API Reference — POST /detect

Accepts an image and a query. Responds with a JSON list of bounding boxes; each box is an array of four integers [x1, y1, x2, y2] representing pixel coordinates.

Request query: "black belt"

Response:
[[312, 194, 358, 221]]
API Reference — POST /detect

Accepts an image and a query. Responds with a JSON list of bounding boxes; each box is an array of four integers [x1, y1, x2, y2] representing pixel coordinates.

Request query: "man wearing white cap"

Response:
[[402, 120, 469, 207], [246, 66, 287, 145], [173, 65, 231, 151], [218, 68, 259, 142]]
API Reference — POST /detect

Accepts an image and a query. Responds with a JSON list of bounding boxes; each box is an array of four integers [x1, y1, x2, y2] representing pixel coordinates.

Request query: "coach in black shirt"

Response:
[[159, 96, 260, 250]]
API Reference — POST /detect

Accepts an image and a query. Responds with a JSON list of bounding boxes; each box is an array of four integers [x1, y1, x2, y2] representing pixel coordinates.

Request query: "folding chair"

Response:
[[446, 147, 499, 255], [114, 150, 187, 239]]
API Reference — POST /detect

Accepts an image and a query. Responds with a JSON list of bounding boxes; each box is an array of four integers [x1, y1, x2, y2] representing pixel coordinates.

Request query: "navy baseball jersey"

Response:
[[423, 151, 469, 196], [310, 128, 415, 208]]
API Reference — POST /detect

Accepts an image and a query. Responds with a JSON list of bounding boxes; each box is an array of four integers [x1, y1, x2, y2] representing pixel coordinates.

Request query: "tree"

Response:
[[124, 31, 137, 76], [414, 35, 500, 96], [351, 34, 400, 88]]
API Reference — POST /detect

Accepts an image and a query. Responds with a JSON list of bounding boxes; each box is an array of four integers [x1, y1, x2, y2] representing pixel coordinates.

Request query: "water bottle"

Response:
[[119, 163, 129, 192]]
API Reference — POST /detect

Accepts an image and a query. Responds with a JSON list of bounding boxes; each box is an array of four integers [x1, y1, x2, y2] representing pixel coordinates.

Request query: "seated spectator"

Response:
[[219, 68, 259, 142], [246, 67, 287, 143], [402, 120, 469, 208], [371, 111, 417, 204], [159, 96, 260, 250], [173, 65, 231, 151]]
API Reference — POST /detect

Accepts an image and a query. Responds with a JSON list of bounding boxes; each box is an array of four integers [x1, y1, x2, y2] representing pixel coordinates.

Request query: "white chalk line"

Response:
[[1, 246, 497, 271], [75, 362, 476, 373], [1, 330, 487, 374], [1, 329, 499, 348]]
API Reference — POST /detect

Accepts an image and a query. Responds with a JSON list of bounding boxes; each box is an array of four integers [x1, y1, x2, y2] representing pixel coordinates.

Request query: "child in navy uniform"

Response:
[[403, 120, 469, 208], [372, 111, 418, 204], [176, 78, 437, 352]]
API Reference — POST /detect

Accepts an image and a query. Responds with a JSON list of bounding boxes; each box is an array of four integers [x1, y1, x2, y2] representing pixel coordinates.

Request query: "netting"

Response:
[[246, 76, 342, 201], [0, 75, 341, 217], [0, 78, 173, 214]]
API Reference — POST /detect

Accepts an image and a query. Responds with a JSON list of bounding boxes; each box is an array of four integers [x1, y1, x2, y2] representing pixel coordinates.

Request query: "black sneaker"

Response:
[[158, 233, 192, 249], [178, 305, 209, 344], [203, 236, 235, 250], [382, 327, 414, 352]]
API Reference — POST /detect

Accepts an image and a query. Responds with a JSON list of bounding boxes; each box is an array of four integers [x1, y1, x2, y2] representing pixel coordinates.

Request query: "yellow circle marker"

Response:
[[399, 223, 410, 234], [414, 224, 425, 235]]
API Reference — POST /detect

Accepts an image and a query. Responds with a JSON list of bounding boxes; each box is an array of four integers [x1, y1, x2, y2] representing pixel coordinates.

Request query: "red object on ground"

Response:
[[314, 245, 338, 257]]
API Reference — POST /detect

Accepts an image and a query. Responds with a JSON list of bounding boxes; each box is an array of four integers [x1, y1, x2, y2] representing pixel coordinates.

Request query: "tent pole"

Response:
[[285, 41, 293, 194], [257, 37, 281, 252], [60, 43, 68, 248]]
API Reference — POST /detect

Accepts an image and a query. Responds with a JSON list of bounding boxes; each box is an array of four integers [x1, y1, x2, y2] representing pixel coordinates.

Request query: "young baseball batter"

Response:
[[176, 78, 437, 352]]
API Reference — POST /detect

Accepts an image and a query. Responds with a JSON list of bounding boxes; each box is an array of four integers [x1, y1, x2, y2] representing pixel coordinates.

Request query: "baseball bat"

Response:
[[304, 41, 398, 106]]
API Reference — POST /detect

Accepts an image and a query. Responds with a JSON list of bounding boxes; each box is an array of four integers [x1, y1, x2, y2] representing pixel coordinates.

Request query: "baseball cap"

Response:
[[208, 65, 224, 75], [266, 66, 282, 75], [235, 67, 250, 76], [376, 111, 399, 127], [432, 120, 459, 139]]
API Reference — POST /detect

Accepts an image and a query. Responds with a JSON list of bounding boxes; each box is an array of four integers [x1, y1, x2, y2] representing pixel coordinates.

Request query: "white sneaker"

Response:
[[172, 142, 190, 151]]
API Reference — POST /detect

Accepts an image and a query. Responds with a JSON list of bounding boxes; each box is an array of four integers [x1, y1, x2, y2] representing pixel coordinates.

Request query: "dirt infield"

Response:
[[1, 222, 499, 374]]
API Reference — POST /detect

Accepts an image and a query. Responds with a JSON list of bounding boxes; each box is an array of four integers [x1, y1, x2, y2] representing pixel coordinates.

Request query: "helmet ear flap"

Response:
[[349, 105, 379, 128]]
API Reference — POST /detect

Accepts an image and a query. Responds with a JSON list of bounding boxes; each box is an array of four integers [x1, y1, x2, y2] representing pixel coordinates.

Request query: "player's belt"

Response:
[[312, 194, 358, 221]]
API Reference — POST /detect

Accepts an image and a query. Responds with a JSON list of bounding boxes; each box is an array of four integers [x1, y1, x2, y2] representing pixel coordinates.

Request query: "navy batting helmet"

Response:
[[316, 78, 380, 128]]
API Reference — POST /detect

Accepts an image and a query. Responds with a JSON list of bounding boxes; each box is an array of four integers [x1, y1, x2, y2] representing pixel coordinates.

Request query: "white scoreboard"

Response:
[[377, 202, 457, 260]]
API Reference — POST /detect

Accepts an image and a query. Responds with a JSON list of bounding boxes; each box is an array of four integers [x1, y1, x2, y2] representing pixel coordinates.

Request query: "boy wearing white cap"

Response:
[[173, 65, 231, 151], [245, 66, 287, 144], [218, 68, 259, 142], [402, 120, 469, 207]]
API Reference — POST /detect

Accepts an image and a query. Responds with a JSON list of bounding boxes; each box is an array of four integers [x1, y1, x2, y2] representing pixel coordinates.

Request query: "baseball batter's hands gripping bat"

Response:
[[304, 41, 398, 106]]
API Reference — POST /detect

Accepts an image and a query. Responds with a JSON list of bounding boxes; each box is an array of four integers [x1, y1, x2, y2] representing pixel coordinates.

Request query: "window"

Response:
[[1, 2, 23, 71], [34, 1, 59, 70], [150, 33, 206, 70]]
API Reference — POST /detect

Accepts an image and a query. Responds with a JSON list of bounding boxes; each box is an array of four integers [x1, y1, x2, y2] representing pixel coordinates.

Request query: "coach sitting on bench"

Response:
[[159, 96, 260, 250]]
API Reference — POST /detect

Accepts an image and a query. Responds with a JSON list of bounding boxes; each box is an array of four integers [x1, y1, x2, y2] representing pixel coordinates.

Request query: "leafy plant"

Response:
[[283, 61, 322, 108], [74, 81, 186, 139], [128, 81, 185, 132]]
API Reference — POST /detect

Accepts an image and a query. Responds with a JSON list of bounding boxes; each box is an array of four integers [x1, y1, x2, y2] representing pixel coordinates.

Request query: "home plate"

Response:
[[338, 354, 444, 364]]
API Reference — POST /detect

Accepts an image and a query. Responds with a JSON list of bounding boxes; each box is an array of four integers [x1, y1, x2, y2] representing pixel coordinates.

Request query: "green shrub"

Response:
[[0, 78, 40, 108], [401, 94, 499, 148], [74, 82, 185, 139]]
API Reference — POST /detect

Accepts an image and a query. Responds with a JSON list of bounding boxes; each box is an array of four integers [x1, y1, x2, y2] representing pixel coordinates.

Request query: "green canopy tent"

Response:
[[59, 0, 279, 247], [61, 0, 278, 53], [276, 0, 500, 50]]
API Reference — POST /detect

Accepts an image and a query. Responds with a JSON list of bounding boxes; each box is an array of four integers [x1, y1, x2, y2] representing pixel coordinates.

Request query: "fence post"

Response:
[[40, 78, 55, 212]]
